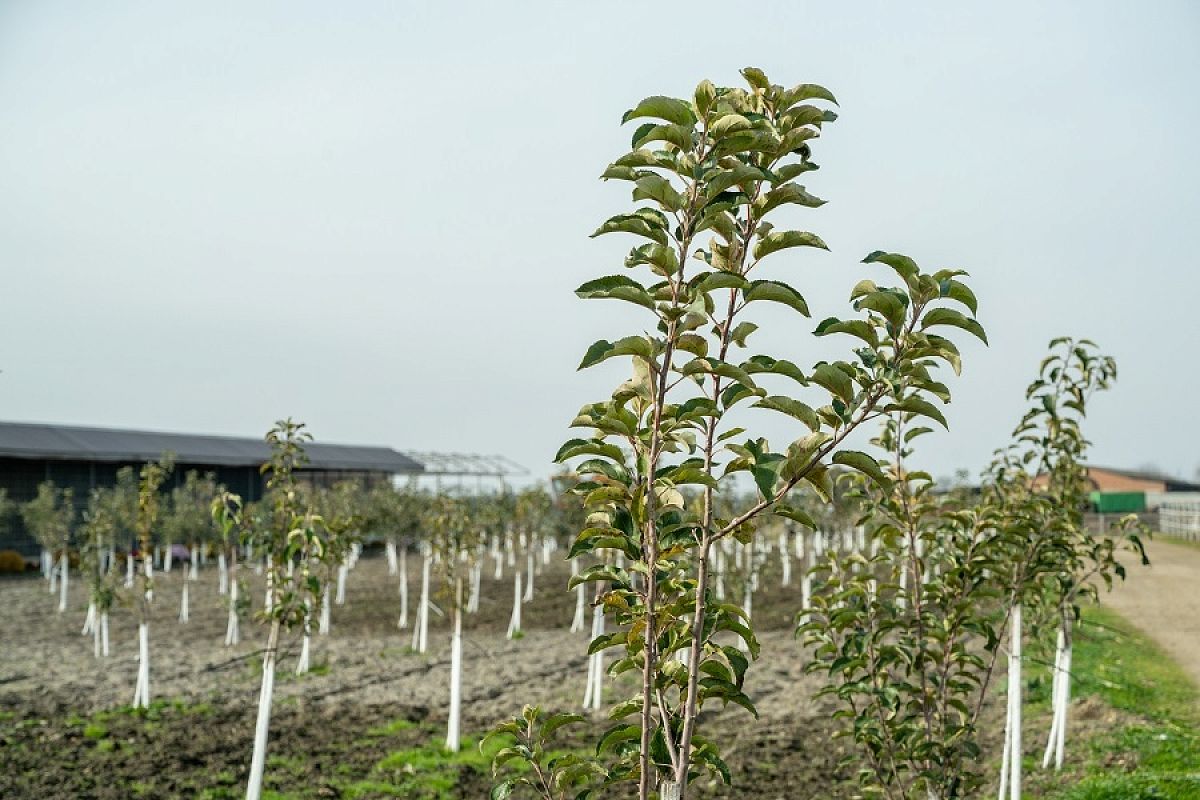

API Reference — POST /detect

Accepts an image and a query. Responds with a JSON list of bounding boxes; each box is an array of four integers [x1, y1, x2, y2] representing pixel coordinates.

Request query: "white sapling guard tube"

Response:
[[179, 566, 190, 623], [58, 553, 69, 613], [335, 561, 348, 605], [417, 550, 431, 652], [125, 554, 134, 588], [1042, 626, 1065, 769], [398, 546, 409, 629], [587, 605, 605, 711], [218, 552, 228, 595], [226, 580, 240, 646], [319, 585, 331, 636], [245, 622, 279, 800], [190, 546, 199, 579], [779, 531, 791, 587], [164, 544, 172, 573], [570, 559, 586, 633], [386, 539, 398, 575], [91, 608, 101, 657], [446, 577, 463, 751], [523, 552, 534, 603], [82, 601, 96, 635], [296, 601, 312, 675], [507, 570, 522, 639], [100, 611, 110, 657], [133, 621, 151, 708], [1054, 626, 1072, 770]]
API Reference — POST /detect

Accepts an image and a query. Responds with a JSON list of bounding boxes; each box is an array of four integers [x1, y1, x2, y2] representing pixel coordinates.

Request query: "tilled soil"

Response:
[[0, 552, 857, 798]]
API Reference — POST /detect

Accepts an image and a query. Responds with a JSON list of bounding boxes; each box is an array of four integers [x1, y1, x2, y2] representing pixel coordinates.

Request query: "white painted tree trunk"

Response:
[[412, 551, 431, 652], [263, 555, 273, 612], [133, 622, 151, 708], [226, 580, 241, 646], [570, 559, 586, 633], [164, 543, 173, 573], [507, 570, 522, 639], [91, 607, 101, 657], [660, 780, 681, 800], [100, 611, 110, 657], [386, 539, 398, 575], [190, 546, 200, 579], [319, 585, 331, 636], [245, 620, 279, 800], [397, 547, 409, 629], [445, 577, 463, 752], [584, 605, 605, 711], [523, 552, 534, 602], [82, 601, 96, 635], [999, 604, 1022, 800], [1055, 638, 1071, 769], [467, 562, 481, 614], [335, 561, 348, 605], [57, 553, 68, 612], [41, 549, 51, 583], [296, 602, 311, 675], [779, 531, 791, 587], [125, 554, 134, 588], [218, 552, 228, 595], [505, 536, 515, 567], [179, 565, 190, 623]]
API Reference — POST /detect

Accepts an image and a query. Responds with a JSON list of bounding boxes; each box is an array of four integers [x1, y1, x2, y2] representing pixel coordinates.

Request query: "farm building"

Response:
[[1082, 465, 1200, 512], [0, 420, 424, 557]]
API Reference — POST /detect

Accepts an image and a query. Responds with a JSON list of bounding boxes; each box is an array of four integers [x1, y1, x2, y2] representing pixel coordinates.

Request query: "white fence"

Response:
[[1160, 502, 1200, 541]]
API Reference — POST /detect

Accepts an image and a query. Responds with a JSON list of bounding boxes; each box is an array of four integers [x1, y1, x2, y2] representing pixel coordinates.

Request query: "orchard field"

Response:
[[1, 536, 1197, 799]]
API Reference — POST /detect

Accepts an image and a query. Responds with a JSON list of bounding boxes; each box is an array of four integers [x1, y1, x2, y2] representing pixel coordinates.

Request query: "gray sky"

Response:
[[1, 1, 1197, 484]]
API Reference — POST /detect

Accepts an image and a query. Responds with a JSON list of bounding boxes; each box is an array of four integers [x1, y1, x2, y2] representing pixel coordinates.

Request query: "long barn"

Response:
[[0, 420, 424, 556]]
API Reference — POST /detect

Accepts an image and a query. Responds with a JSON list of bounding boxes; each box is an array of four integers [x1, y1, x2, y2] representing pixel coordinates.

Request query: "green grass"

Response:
[[1029, 605, 1200, 800]]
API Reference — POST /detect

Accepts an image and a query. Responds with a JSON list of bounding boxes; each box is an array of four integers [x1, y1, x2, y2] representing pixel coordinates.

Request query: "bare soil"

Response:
[[0, 552, 858, 798], [0, 544, 1160, 799]]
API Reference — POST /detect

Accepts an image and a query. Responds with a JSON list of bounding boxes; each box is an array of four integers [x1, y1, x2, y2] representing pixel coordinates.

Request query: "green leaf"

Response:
[[554, 438, 626, 464], [922, 307, 988, 344], [633, 174, 683, 211], [810, 363, 854, 403], [782, 83, 838, 107], [887, 396, 949, 429], [741, 355, 807, 385], [742, 280, 810, 316], [694, 80, 716, 116], [862, 250, 920, 288], [575, 276, 655, 310], [758, 183, 825, 214], [939, 277, 978, 314], [622, 95, 697, 127], [490, 779, 517, 800], [772, 503, 817, 529], [591, 214, 668, 246], [729, 321, 758, 347], [753, 396, 820, 431], [740, 66, 771, 91], [708, 114, 752, 138], [813, 317, 879, 347], [578, 336, 654, 369], [752, 230, 829, 261], [831, 450, 892, 489]]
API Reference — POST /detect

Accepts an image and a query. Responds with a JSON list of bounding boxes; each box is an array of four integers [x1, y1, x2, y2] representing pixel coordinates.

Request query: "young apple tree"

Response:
[[22, 482, 75, 611], [244, 418, 327, 800], [504, 67, 983, 800], [131, 455, 175, 709]]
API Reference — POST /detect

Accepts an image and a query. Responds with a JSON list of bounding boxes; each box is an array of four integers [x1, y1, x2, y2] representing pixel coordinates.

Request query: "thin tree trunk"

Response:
[[58, 552, 69, 613], [507, 570, 521, 639], [397, 546, 409, 629]]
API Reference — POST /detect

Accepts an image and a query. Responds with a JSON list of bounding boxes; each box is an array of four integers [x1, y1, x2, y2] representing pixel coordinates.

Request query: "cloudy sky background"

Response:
[[1, 1, 1197, 485]]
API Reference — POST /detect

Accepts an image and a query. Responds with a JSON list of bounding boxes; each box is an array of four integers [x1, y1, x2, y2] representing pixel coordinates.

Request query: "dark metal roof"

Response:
[[0, 420, 423, 474]]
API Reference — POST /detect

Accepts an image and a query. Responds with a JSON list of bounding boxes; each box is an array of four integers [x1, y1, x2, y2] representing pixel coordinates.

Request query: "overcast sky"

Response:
[[1, 1, 1197, 485]]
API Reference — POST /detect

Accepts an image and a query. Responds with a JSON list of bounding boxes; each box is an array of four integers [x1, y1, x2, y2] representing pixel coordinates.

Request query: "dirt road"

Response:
[[1105, 537, 1200, 691]]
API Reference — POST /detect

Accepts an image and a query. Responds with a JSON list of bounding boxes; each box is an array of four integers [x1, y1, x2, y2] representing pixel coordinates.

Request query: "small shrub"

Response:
[[0, 550, 27, 573]]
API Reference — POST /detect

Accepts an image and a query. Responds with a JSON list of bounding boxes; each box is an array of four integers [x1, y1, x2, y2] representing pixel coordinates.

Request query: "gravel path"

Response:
[[1105, 537, 1200, 693]]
